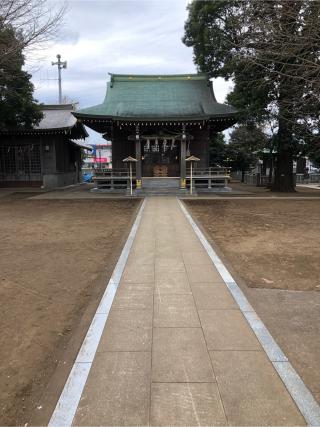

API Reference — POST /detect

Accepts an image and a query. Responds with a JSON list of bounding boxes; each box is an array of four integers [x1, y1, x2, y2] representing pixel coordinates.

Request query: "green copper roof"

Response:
[[75, 73, 237, 121]]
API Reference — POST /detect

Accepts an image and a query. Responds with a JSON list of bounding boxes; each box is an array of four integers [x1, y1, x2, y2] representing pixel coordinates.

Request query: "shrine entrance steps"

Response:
[[137, 177, 186, 196], [142, 177, 180, 188]]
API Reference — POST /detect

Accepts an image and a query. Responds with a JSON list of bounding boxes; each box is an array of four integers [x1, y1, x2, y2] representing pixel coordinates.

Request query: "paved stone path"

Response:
[[72, 198, 305, 426]]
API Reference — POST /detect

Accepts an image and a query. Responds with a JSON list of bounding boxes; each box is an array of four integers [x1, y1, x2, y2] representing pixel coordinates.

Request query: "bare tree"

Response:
[[0, 0, 66, 46], [0, 0, 66, 68], [237, 1, 320, 127], [0, 0, 66, 128]]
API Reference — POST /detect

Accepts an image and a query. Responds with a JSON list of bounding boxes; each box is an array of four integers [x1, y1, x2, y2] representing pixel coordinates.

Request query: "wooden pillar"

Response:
[[180, 124, 186, 189], [135, 125, 142, 189]]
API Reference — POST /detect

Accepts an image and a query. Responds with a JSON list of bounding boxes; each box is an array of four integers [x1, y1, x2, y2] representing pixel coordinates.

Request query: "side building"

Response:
[[0, 104, 88, 189], [73, 73, 237, 191]]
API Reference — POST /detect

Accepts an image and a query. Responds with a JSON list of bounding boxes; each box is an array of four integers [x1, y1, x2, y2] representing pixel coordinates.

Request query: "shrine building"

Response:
[[0, 104, 89, 189], [74, 73, 237, 191]]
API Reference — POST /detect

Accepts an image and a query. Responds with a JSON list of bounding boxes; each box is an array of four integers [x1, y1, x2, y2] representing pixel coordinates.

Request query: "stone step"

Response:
[[142, 178, 180, 189], [136, 187, 189, 196]]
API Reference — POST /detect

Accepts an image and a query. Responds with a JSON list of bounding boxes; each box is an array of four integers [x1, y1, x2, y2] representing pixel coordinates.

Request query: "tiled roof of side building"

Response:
[[74, 73, 238, 121], [0, 104, 88, 138], [35, 104, 78, 130]]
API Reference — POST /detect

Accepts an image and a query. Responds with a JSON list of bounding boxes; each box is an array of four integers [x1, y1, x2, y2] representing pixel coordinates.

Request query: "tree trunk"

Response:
[[271, 113, 295, 192], [241, 169, 245, 183], [271, 149, 295, 192], [268, 155, 273, 185]]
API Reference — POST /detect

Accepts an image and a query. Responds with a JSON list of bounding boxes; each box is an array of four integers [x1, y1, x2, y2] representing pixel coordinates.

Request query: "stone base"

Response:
[[197, 186, 232, 193]]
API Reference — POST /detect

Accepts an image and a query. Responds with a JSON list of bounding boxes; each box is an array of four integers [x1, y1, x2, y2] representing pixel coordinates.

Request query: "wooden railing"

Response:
[[92, 167, 231, 191], [94, 168, 134, 178], [186, 167, 231, 177], [186, 167, 230, 188], [93, 168, 135, 190]]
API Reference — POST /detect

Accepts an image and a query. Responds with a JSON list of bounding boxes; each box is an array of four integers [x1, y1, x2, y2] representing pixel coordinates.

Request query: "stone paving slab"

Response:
[[154, 294, 200, 328], [155, 269, 189, 288], [199, 309, 262, 351], [118, 282, 154, 293], [73, 352, 151, 426], [191, 283, 239, 310], [182, 249, 212, 265], [70, 197, 307, 426], [111, 289, 153, 310], [186, 263, 225, 283], [152, 327, 215, 383], [151, 383, 227, 426], [210, 350, 305, 426], [121, 263, 154, 283], [97, 309, 153, 352]]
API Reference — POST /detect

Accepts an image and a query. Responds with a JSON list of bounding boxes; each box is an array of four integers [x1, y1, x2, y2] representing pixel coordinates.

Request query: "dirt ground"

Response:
[[186, 199, 320, 291], [185, 198, 320, 402], [228, 181, 320, 197], [0, 197, 140, 426]]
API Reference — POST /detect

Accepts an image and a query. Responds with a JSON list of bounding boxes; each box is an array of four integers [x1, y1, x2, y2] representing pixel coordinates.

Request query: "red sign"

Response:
[[95, 157, 110, 163]]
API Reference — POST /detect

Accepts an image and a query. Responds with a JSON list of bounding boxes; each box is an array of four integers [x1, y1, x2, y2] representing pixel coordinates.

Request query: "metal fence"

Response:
[[245, 172, 320, 187], [296, 173, 320, 184]]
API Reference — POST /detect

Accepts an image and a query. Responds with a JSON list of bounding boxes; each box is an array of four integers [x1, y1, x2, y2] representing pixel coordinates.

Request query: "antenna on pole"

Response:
[[51, 54, 67, 104]]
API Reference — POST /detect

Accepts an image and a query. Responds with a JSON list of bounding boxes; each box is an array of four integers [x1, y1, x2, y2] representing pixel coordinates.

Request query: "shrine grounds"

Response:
[[0, 188, 319, 425]]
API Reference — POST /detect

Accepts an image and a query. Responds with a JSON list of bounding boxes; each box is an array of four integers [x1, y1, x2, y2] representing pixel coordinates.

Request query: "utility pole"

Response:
[[51, 54, 67, 104]]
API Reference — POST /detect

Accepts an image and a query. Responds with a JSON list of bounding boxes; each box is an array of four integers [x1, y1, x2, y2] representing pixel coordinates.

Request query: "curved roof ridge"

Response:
[[109, 73, 208, 82]]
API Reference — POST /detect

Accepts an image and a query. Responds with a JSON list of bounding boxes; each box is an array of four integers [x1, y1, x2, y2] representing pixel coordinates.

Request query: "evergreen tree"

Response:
[[183, 0, 320, 191], [209, 133, 226, 166], [0, 23, 42, 129], [227, 126, 267, 182]]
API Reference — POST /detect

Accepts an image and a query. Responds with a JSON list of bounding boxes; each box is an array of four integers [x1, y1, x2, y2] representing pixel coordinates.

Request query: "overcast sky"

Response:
[[30, 0, 233, 143]]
